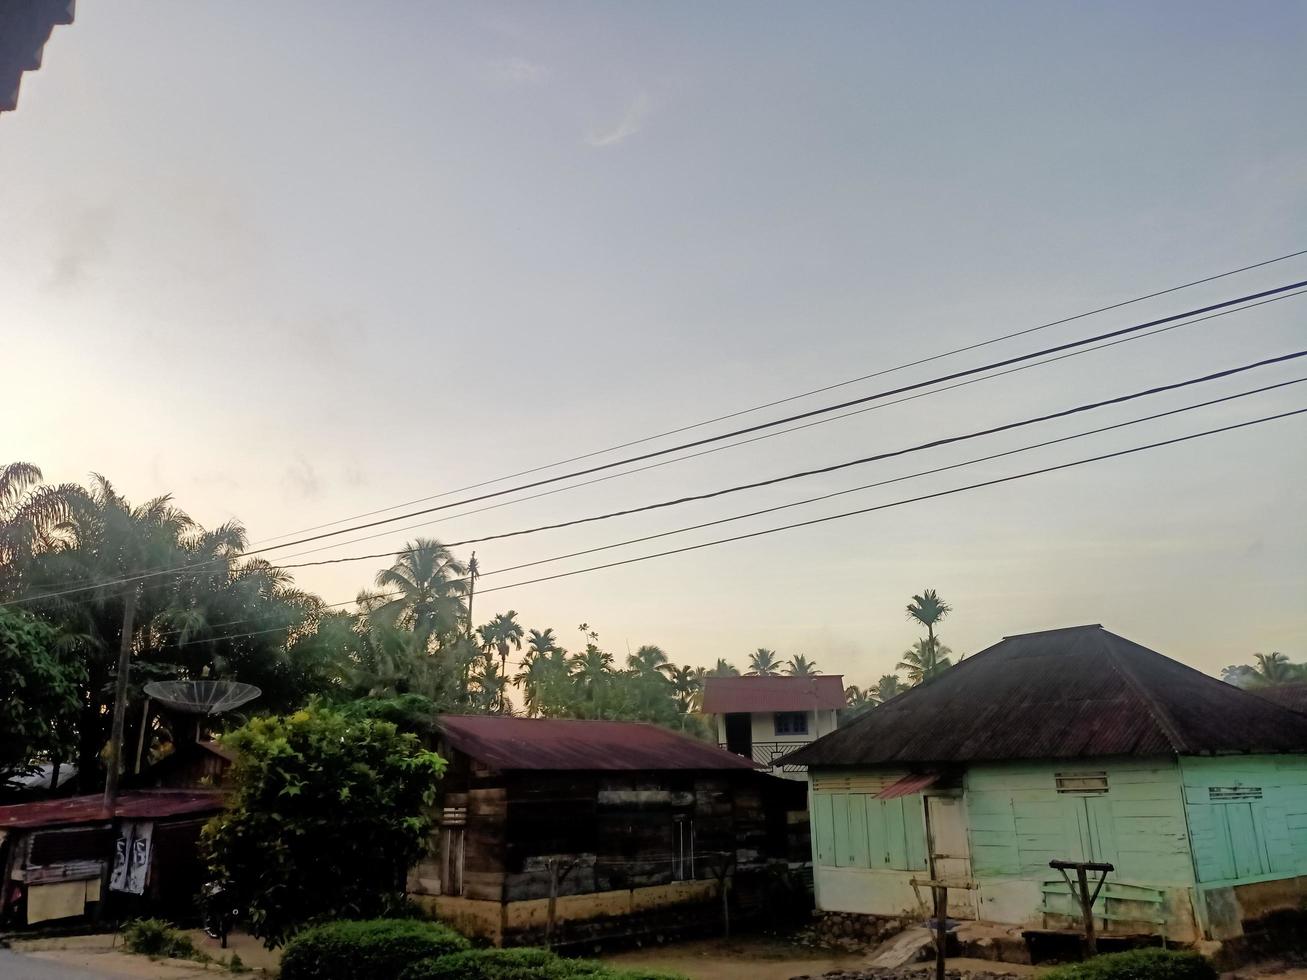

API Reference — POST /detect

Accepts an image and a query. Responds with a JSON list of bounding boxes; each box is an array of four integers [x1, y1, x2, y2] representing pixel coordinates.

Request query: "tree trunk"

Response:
[[102, 589, 138, 810]]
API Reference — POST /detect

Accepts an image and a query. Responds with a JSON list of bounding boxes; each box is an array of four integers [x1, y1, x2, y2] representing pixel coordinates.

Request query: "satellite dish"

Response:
[[143, 680, 262, 716]]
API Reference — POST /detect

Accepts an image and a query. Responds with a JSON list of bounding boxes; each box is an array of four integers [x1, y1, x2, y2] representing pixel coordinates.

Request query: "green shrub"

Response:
[[1042, 948, 1217, 980], [122, 918, 209, 962], [279, 918, 470, 980], [398, 948, 688, 980]]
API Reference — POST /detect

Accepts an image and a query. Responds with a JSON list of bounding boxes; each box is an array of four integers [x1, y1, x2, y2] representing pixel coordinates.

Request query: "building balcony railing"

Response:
[[719, 741, 808, 773]]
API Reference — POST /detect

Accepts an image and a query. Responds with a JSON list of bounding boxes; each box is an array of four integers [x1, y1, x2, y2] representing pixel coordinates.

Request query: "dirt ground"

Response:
[[9, 930, 278, 977], [600, 936, 1043, 980]]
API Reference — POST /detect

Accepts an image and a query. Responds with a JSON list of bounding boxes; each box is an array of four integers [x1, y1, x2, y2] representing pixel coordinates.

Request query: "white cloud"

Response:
[[586, 92, 651, 148], [486, 57, 550, 86]]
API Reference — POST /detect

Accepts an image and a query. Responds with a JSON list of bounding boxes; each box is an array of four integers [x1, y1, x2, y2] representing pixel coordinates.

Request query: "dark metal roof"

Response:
[[785, 625, 1307, 768], [436, 715, 761, 772], [0, 790, 224, 831], [701, 675, 845, 714], [0, 0, 74, 113], [1249, 682, 1307, 716]]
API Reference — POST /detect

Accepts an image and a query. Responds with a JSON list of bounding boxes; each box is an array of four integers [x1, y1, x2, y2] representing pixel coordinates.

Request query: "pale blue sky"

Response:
[[2, 1, 1305, 681]]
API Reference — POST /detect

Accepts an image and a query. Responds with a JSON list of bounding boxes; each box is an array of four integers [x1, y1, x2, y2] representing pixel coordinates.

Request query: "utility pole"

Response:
[[102, 587, 139, 811]]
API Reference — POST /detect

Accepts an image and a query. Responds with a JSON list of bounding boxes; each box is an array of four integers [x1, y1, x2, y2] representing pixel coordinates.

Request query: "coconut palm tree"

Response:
[[707, 658, 739, 677], [570, 644, 614, 716], [747, 648, 782, 676], [471, 660, 509, 714], [872, 674, 906, 703], [898, 638, 954, 686], [785, 654, 819, 677], [370, 539, 467, 641], [627, 644, 669, 679], [1252, 651, 1298, 685], [527, 627, 561, 658]]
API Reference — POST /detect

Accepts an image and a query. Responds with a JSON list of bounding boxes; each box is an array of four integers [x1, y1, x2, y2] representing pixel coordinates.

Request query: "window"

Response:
[[774, 711, 809, 735], [1208, 786, 1262, 801], [1055, 771, 1109, 794]]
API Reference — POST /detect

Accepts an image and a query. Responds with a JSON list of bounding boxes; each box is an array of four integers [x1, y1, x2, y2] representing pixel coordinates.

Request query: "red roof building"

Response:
[[700, 675, 845, 779]]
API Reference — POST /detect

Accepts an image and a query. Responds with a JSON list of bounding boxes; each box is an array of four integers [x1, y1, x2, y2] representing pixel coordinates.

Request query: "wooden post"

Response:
[[545, 858, 559, 949], [133, 697, 151, 775], [1077, 866, 1096, 955], [102, 588, 138, 810], [934, 884, 948, 980]]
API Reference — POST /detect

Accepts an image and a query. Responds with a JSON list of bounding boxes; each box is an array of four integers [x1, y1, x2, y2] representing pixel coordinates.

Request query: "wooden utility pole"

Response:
[[102, 588, 139, 811], [933, 885, 948, 980], [465, 552, 478, 638]]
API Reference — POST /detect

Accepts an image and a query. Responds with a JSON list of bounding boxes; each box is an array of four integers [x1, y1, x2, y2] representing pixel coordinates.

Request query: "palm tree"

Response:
[[370, 539, 467, 641], [627, 644, 669, 678], [570, 644, 614, 716], [472, 660, 509, 714], [527, 628, 560, 658], [1252, 651, 1297, 685], [906, 589, 952, 653], [477, 610, 524, 677], [662, 664, 702, 715], [898, 638, 954, 686], [785, 654, 819, 677], [845, 684, 873, 709], [872, 673, 905, 703], [707, 658, 739, 677], [747, 648, 782, 676]]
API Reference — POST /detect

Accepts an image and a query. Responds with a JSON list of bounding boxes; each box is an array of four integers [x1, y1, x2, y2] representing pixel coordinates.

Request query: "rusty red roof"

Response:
[[436, 715, 761, 771], [786, 625, 1307, 767], [701, 675, 845, 714], [0, 790, 223, 831]]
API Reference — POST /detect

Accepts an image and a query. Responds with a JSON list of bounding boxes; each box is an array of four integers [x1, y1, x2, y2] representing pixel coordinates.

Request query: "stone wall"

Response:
[[802, 910, 907, 951]]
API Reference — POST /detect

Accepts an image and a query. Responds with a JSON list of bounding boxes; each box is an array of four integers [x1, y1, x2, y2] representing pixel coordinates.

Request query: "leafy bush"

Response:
[[1042, 948, 1217, 980], [279, 918, 470, 980], [122, 919, 208, 962], [398, 947, 688, 980], [202, 706, 447, 946]]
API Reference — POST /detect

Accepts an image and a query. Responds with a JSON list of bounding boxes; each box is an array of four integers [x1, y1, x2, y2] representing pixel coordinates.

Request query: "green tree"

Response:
[[746, 648, 782, 676], [627, 644, 669, 678], [872, 673, 906, 703], [898, 637, 954, 686], [707, 658, 739, 677], [1252, 651, 1301, 685], [785, 654, 819, 677], [202, 705, 445, 947], [906, 588, 951, 653], [0, 606, 85, 787], [477, 610, 524, 679], [368, 540, 467, 641], [662, 664, 702, 714]]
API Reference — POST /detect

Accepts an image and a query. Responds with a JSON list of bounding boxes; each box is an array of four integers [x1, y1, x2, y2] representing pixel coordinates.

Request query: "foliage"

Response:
[[785, 654, 819, 676], [1041, 948, 1216, 980], [202, 706, 447, 947], [707, 658, 739, 677], [398, 947, 688, 980], [897, 637, 954, 685], [0, 605, 84, 786], [746, 648, 782, 676], [123, 918, 209, 962], [1221, 652, 1305, 687], [279, 919, 470, 980]]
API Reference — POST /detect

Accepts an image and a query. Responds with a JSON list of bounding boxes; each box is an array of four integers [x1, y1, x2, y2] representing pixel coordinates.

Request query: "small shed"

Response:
[[784, 625, 1307, 943], [0, 790, 223, 928], [408, 715, 810, 948]]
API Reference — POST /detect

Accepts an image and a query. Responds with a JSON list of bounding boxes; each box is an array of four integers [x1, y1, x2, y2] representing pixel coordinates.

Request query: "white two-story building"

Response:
[[702, 674, 844, 780]]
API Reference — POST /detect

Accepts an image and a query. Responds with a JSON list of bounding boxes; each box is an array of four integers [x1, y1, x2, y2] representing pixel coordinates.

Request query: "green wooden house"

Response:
[[783, 625, 1307, 942]]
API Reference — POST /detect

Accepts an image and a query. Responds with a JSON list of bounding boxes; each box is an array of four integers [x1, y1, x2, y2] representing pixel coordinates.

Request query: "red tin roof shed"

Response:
[[0, 790, 223, 831]]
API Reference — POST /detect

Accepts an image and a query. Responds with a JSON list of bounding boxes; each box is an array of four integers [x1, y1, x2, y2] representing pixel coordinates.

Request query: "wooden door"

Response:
[[926, 795, 977, 919]]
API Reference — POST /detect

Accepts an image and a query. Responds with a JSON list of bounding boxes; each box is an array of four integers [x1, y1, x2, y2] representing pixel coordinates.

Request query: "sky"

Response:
[[2, 1, 1305, 685]]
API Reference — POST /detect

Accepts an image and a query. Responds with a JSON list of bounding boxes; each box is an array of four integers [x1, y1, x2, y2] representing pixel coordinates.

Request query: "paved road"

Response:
[[0, 949, 107, 979]]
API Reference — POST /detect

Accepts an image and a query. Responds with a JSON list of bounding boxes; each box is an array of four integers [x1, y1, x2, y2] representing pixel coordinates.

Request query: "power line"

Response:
[[267, 285, 1307, 564], [10, 279, 1306, 607], [475, 407, 1307, 597], [251, 247, 1307, 545], [147, 381, 1303, 644], [267, 351, 1306, 569]]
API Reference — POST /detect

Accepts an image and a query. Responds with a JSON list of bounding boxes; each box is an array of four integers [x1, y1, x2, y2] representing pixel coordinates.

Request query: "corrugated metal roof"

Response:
[[436, 715, 761, 771], [701, 675, 845, 714], [786, 625, 1307, 768], [1249, 682, 1307, 716], [0, 0, 75, 113], [0, 790, 224, 831]]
